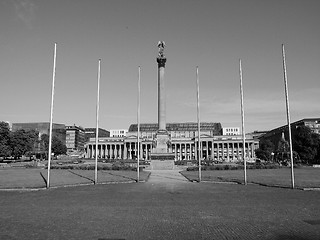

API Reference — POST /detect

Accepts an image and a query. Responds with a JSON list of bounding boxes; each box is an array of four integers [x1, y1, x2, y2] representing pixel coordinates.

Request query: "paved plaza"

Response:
[[1, 170, 320, 239]]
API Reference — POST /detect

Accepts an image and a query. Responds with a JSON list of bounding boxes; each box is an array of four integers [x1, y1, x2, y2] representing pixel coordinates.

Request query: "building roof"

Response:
[[12, 122, 65, 132], [261, 118, 320, 138], [128, 122, 222, 132]]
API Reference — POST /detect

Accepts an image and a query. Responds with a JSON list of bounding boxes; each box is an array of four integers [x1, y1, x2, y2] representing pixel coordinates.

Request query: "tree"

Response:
[[52, 137, 67, 156], [276, 137, 290, 162], [10, 129, 38, 159], [255, 139, 275, 162], [40, 134, 67, 157], [0, 121, 11, 158], [293, 126, 320, 164]]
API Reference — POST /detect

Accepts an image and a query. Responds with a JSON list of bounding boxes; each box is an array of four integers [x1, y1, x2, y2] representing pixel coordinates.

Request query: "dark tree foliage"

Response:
[[10, 129, 38, 159], [0, 121, 11, 158], [293, 126, 320, 164], [276, 137, 290, 161], [40, 134, 49, 153], [40, 134, 67, 156], [275, 136, 300, 165], [255, 139, 275, 161]]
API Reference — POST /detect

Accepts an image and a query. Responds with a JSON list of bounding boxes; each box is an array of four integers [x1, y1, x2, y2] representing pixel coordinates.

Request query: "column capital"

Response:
[[157, 57, 167, 68]]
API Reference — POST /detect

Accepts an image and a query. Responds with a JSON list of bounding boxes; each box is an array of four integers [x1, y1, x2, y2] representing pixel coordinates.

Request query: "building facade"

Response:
[[222, 127, 240, 136], [85, 122, 259, 162], [85, 128, 110, 141], [66, 125, 86, 152], [110, 129, 128, 137]]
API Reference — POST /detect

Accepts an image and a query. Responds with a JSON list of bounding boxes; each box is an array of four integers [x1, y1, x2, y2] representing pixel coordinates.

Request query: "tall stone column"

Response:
[[153, 41, 171, 154], [157, 57, 167, 131], [150, 41, 175, 169]]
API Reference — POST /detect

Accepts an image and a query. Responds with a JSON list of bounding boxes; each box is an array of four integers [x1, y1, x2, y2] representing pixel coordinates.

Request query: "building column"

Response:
[[93, 145, 96, 159], [221, 143, 224, 161], [119, 144, 122, 159], [134, 142, 137, 159], [227, 142, 230, 162], [231, 143, 235, 162], [237, 142, 240, 161], [206, 142, 209, 160], [128, 143, 132, 159], [211, 141, 214, 160], [186, 143, 189, 160], [86, 145, 90, 158], [147, 144, 151, 160], [124, 143, 127, 159], [216, 142, 219, 161]]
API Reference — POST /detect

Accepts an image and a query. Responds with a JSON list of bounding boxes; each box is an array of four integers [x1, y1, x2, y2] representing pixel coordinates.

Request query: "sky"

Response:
[[0, 0, 319, 133]]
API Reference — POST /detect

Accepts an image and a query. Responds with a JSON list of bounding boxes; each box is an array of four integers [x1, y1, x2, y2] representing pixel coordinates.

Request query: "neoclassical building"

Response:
[[85, 122, 259, 162]]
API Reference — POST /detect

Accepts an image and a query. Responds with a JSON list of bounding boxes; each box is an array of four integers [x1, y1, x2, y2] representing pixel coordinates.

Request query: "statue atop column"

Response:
[[157, 41, 166, 68], [157, 41, 166, 58]]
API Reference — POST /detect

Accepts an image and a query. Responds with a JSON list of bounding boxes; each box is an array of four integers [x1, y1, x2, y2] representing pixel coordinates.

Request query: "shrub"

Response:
[[224, 165, 230, 170], [175, 160, 187, 166], [102, 165, 111, 170], [186, 163, 281, 171], [186, 166, 198, 171]]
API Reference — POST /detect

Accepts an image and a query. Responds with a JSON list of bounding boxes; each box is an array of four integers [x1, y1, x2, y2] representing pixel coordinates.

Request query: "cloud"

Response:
[[13, 0, 37, 29]]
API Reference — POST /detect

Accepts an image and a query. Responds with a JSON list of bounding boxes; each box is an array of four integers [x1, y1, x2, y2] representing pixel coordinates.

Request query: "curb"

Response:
[[0, 179, 148, 192]]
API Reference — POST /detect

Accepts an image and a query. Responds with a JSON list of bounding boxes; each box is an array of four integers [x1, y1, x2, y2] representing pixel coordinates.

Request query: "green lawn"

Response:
[[180, 167, 320, 189], [0, 168, 150, 189]]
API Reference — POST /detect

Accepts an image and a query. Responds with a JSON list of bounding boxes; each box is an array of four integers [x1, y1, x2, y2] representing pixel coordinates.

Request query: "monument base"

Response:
[[150, 153, 175, 170]]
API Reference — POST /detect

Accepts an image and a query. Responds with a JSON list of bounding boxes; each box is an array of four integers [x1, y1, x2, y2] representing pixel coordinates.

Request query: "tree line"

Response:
[[255, 125, 320, 165], [0, 121, 67, 160]]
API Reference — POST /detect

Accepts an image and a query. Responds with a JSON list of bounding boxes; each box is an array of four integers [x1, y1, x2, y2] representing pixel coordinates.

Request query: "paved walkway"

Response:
[[147, 169, 189, 184]]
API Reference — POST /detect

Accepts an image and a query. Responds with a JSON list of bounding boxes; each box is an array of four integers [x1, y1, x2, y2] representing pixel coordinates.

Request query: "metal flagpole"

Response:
[[137, 66, 141, 183], [281, 44, 295, 189], [94, 59, 101, 184], [239, 59, 247, 185], [47, 43, 57, 189], [196, 66, 201, 182]]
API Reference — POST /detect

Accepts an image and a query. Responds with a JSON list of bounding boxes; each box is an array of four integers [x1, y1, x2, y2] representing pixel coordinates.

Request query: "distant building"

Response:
[[66, 125, 86, 152], [12, 122, 66, 152], [259, 118, 320, 147], [85, 122, 259, 162], [249, 131, 269, 140], [128, 122, 222, 139], [12, 122, 66, 144], [85, 128, 110, 141], [222, 127, 240, 136], [110, 129, 128, 137]]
